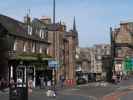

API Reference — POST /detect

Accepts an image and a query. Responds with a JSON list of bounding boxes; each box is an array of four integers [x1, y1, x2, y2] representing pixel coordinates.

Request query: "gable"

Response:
[[115, 31, 132, 43], [0, 23, 8, 37]]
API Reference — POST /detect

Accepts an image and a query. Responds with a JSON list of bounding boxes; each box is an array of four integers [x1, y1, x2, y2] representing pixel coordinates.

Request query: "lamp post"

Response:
[[110, 27, 115, 82], [52, 0, 56, 88]]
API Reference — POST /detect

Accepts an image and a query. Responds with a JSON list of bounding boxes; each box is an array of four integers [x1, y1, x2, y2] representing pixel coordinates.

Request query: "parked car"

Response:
[[76, 78, 87, 85]]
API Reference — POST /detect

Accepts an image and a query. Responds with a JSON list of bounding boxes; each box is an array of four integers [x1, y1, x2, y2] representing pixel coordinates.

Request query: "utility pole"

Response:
[[53, 0, 56, 57], [53, 0, 55, 24], [110, 27, 114, 82], [52, 0, 56, 87]]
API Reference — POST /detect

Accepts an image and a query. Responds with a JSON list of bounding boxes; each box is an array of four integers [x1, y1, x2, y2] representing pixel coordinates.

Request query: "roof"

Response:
[[0, 14, 50, 44], [46, 24, 62, 31], [32, 18, 65, 31]]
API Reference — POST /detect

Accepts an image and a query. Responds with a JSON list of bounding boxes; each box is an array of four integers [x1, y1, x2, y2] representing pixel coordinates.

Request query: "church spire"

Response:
[[73, 16, 77, 31]]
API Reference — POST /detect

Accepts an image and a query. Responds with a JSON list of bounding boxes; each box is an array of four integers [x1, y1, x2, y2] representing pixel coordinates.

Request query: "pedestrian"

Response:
[[117, 74, 120, 82], [120, 72, 123, 80], [45, 76, 48, 86], [0, 80, 1, 90], [28, 79, 33, 95], [1, 78, 5, 90], [47, 79, 51, 89], [39, 76, 44, 89], [60, 75, 65, 88], [112, 75, 117, 84]]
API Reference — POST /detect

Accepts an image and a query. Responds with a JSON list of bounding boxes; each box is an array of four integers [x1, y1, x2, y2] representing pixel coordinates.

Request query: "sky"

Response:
[[1, 0, 133, 47]]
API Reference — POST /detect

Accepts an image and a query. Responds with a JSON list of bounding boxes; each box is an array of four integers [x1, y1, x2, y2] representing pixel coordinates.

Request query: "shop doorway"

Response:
[[35, 69, 52, 87]]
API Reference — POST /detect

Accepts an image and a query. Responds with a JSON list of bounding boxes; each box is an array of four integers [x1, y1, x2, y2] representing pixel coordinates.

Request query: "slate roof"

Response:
[[0, 14, 50, 44], [32, 18, 63, 31]]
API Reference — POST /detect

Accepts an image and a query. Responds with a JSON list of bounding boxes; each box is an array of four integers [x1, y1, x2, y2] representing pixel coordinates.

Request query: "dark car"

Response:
[[76, 78, 87, 85]]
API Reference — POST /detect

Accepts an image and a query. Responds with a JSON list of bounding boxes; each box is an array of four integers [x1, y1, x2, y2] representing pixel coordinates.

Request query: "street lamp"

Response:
[[110, 27, 115, 82]]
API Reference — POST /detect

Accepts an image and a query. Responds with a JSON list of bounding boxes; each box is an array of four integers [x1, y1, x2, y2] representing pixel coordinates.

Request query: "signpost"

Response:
[[48, 60, 59, 68], [48, 60, 59, 86]]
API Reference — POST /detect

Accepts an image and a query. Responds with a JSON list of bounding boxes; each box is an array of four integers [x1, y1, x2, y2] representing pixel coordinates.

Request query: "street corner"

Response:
[[128, 85, 133, 90], [102, 91, 131, 100]]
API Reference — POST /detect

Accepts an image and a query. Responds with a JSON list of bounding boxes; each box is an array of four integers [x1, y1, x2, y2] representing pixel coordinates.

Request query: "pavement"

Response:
[[102, 76, 133, 100], [119, 91, 133, 100]]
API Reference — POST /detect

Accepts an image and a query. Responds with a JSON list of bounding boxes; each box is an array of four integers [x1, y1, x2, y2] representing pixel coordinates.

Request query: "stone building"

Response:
[[36, 16, 79, 82], [0, 14, 51, 86], [92, 44, 111, 81], [0, 13, 79, 86], [64, 17, 79, 81], [111, 21, 133, 76], [76, 44, 111, 82], [75, 48, 91, 81]]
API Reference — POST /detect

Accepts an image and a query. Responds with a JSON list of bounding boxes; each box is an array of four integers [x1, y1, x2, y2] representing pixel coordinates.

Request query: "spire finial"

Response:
[[53, 0, 56, 24], [73, 16, 76, 31]]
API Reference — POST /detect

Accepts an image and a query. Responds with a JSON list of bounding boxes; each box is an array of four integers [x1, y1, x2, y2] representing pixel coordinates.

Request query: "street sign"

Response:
[[48, 60, 59, 68], [124, 57, 133, 72]]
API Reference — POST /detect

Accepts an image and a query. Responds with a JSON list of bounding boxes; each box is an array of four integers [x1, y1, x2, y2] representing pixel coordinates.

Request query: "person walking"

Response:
[[60, 75, 65, 88], [39, 76, 44, 89]]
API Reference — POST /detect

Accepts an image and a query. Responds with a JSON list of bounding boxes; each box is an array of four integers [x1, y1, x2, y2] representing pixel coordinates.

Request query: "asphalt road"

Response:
[[120, 91, 133, 100], [29, 93, 90, 100], [0, 93, 91, 100], [0, 90, 91, 100], [1, 77, 133, 100]]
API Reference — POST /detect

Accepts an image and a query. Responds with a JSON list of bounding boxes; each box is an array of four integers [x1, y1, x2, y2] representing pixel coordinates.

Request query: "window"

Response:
[[47, 48, 49, 55], [13, 40, 17, 51], [39, 29, 44, 38], [39, 45, 42, 53], [117, 48, 122, 57], [44, 30, 48, 39], [28, 25, 32, 35], [32, 43, 35, 53], [23, 42, 26, 52]]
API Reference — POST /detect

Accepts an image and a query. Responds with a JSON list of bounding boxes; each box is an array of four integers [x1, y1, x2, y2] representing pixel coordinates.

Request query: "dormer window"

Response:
[[39, 29, 42, 38], [28, 25, 32, 35], [39, 29, 45, 39]]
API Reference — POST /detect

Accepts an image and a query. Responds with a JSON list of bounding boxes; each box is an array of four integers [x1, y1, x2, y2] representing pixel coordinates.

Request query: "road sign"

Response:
[[48, 60, 59, 68], [124, 57, 133, 72]]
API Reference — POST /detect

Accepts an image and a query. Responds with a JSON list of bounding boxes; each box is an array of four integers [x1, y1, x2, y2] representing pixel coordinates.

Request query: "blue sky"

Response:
[[1, 0, 133, 47]]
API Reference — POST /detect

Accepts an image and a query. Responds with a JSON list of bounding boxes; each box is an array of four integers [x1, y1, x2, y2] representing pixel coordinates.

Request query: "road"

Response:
[[102, 76, 133, 100], [1, 77, 133, 100], [0, 88, 91, 100]]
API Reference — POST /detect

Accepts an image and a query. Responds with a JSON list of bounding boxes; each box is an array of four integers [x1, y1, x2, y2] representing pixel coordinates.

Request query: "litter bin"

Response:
[[16, 87, 28, 100], [10, 86, 17, 100], [10, 85, 28, 100]]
